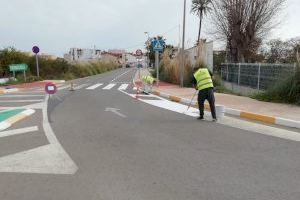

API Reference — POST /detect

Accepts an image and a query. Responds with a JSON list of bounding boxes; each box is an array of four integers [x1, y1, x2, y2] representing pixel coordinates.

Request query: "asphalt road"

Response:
[[0, 68, 300, 200]]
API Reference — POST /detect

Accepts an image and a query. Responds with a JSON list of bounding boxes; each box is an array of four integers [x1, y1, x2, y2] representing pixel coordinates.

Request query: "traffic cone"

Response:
[[135, 86, 140, 99], [69, 82, 75, 91]]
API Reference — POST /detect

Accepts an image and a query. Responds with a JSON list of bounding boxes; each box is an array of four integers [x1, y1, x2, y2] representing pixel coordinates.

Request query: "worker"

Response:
[[193, 67, 217, 121], [141, 75, 155, 94]]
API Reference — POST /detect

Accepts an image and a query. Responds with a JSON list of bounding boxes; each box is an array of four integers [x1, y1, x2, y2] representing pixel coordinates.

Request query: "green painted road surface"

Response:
[[0, 109, 26, 122]]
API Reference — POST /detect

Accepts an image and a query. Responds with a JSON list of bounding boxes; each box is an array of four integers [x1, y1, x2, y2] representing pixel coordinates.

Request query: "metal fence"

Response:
[[221, 63, 297, 90]]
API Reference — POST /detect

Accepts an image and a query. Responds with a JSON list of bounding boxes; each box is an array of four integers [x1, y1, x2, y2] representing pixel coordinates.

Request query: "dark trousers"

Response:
[[198, 88, 217, 119]]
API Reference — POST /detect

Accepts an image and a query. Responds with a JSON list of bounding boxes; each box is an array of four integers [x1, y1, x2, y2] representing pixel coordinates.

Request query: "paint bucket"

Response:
[[216, 105, 225, 119]]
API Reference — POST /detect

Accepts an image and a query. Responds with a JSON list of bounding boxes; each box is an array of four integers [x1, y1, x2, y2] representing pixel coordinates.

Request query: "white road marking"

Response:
[[0, 126, 38, 138], [0, 144, 78, 174], [0, 100, 43, 103], [0, 95, 44, 98], [86, 83, 103, 90], [120, 89, 300, 142], [0, 95, 78, 174], [110, 69, 133, 82], [57, 85, 71, 91], [118, 84, 129, 90], [103, 83, 116, 90], [105, 107, 127, 118], [74, 83, 89, 90]]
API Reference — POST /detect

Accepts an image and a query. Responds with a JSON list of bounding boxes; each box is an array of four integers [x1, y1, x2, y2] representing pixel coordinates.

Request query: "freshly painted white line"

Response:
[[0, 95, 44, 98], [57, 85, 71, 91], [22, 109, 35, 116], [120, 89, 300, 142], [0, 144, 78, 174], [0, 122, 10, 132], [74, 83, 89, 90], [219, 117, 300, 142], [110, 69, 133, 82], [103, 83, 116, 90], [86, 83, 103, 90], [0, 126, 38, 138], [0, 100, 43, 103], [118, 84, 129, 90]]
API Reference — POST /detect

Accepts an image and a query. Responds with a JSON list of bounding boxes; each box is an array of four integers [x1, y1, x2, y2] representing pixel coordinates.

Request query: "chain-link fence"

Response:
[[221, 63, 297, 90]]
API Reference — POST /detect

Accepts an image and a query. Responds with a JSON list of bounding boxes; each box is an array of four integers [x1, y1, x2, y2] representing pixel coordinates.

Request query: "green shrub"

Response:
[[253, 64, 300, 105]]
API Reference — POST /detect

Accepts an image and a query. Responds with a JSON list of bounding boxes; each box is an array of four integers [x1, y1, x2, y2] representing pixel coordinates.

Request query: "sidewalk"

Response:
[[152, 81, 300, 121]]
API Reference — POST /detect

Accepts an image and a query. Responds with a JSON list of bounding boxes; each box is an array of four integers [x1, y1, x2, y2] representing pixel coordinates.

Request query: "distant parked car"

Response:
[[125, 64, 131, 68]]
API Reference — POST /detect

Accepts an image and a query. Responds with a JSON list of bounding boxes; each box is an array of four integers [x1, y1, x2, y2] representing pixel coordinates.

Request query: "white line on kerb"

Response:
[[118, 84, 129, 90], [103, 84, 116, 90], [86, 83, 103, 90], [0, 126, 38, 138]]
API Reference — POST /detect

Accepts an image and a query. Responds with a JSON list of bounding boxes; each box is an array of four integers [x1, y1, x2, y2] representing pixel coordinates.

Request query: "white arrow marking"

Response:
[[105, 108, 127, 118]]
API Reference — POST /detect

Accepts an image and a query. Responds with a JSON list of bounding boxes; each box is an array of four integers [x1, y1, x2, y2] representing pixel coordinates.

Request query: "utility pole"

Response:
[[180, 0, 187, 87]]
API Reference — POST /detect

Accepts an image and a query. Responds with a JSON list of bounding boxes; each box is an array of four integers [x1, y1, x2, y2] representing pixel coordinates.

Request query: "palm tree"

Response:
[[191, 0, 212, 44]]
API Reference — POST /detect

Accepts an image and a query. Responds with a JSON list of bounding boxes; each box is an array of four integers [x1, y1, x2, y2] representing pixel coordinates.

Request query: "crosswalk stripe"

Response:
[[0, 126, 38, 138], [74, 83, 89, 90], [118, 84, 129, 90], [86, 83, 103, 90], [57, 85, 70, 90], [103, 84, 116, 90], [0, 95, 44, 98], [0, 100, 43, 103]]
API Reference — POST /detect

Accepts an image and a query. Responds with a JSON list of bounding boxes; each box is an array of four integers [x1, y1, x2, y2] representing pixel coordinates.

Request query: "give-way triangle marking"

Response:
[[0, 144, 78, 174]]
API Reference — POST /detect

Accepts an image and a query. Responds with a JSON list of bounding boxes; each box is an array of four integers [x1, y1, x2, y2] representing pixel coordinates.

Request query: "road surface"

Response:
[[0, 68, 300, 200]]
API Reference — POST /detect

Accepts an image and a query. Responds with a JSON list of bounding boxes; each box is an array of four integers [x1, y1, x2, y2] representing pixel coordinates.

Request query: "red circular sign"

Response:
[[45, 83, 57, 95], [136, 49, 143, 56]]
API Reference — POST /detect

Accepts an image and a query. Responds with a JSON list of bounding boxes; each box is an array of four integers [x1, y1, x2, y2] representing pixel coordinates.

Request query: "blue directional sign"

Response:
[[152, 39, 165, 51]]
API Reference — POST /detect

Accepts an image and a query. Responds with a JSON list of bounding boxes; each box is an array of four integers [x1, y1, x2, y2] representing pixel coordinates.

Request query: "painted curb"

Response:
[[152, 89, 300, 129], [0, 109, 35, 131]]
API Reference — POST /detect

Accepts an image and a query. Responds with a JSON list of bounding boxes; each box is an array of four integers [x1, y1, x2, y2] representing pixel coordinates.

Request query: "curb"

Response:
[[152, 89, 300, 129], [0, 109, 35, 131]]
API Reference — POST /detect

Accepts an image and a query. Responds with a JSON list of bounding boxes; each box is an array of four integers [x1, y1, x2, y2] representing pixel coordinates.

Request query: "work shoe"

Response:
[[197, 116, 204, 120]]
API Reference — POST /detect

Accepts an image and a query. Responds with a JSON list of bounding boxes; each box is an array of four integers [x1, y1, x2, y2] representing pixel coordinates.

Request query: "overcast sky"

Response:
[[1, 0, 299, 57]]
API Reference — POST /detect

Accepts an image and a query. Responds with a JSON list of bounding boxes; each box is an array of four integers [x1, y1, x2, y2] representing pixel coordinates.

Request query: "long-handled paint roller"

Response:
[[184, 90, 197, 113]]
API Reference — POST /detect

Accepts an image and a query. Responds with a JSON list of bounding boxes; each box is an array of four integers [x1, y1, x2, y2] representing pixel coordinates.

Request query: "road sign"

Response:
[[152, 39, 165, 51], [9, 64, 28, 72], [45, 83, 57, 95], [136, 49, 143, 56], [32, 46, 40, 54]]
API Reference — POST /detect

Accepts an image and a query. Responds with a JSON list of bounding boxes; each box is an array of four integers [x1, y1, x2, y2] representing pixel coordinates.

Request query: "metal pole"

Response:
[[24, 70, 26, 82], [35, 54, 40, 78], [226, 64, 229, 81], [13, 71, 15, 79], [257, 63, 261, 90], [180, 0, 186, 87], [155, 51, 159, 87], [238, 63, 241, 85]]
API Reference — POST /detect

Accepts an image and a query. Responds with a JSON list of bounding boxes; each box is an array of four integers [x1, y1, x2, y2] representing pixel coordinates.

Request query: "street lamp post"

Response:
[[181, 0, 186, 87]]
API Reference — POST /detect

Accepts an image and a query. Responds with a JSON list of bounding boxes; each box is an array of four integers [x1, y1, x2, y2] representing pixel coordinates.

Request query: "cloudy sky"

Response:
[[1, 0, 299, 57]]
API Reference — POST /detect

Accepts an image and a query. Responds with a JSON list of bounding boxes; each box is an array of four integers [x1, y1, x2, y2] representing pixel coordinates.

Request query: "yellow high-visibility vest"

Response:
[[193, 68, 214, 91], [142, 75, 155, 84]]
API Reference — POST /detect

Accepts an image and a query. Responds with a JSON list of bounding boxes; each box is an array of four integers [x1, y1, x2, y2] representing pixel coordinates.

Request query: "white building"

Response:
[[64, 48, 101, 62], [185, 41, 214, 71]]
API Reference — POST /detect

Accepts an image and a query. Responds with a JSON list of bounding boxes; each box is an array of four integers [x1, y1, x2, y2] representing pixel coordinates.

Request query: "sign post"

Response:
[[32, 46, 40, 78], [152, 39, 165, 87], [45, 82, 57, 98], [9, 64, 28, 81], [136, 49, 143, 79]]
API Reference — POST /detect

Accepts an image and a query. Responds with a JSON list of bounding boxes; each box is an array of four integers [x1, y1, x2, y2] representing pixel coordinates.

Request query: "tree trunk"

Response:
[[198, 11, 203, 44]]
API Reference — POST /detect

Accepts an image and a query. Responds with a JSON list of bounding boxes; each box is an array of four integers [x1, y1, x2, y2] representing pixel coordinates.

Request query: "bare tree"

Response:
[[191, 0, 212, 44], [210, 0, 286, 63]]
